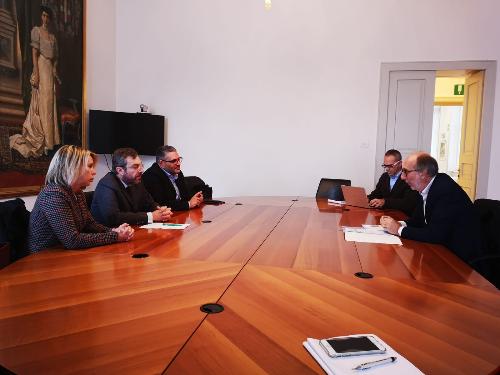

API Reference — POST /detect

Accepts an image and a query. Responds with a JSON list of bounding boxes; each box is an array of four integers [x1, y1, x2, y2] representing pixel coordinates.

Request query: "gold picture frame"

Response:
[[0, 0, 86, 199]]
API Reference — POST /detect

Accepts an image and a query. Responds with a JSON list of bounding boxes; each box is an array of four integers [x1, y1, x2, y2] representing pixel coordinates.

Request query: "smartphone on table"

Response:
[[319, 334, 386, 357]]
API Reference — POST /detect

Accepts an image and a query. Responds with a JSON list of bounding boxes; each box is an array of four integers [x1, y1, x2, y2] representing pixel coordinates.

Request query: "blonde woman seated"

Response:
[[28, 145, 134, 253]]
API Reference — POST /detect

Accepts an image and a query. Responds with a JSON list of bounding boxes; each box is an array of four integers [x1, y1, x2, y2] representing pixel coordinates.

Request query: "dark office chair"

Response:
[[184, 176, 213, 200], [469, 198, 500, 289], [0, 198, 30, 264], [316, 178, 351, 200]]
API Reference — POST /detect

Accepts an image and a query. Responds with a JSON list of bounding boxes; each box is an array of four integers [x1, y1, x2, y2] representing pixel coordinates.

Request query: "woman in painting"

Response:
[[10, 5, 61, 158], [28, 145, 135, 253]]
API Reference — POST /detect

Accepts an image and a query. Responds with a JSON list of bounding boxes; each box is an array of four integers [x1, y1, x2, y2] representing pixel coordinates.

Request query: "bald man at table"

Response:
[[380, 152, 481, 263]]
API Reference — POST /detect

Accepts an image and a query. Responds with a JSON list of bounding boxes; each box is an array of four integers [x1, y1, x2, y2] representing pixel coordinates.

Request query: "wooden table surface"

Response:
[[0, 197, 499, 374]]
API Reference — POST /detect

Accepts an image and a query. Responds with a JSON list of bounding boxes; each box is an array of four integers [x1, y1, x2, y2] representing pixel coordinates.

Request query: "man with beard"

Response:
[[91, 148, 172, 226]]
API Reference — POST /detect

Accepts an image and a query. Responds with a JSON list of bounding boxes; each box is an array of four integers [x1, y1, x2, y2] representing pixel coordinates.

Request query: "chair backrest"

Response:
[[316, 178, 351, 200], [84, 191, 94, 210], [0, 198, 30, 262], [474, 198, 500, 255], [184, 176, 213, 200], [0, 243, 10, 269], [472, 199, 500, 289]]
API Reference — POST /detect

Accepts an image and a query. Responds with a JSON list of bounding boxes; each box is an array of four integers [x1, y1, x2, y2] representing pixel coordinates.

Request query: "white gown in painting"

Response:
[[10, 23, 60, 158]]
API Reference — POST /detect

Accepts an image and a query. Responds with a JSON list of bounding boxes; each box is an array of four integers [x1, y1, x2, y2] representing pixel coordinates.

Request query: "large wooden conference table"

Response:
[[1, 197, 499, 374]]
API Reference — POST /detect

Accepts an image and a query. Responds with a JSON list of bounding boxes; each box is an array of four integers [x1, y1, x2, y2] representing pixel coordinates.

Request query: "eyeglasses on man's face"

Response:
[[125, 163, 144, 171], [401, 168, 418, 176], [161, 157, 183, 164], [381, 160, 401, 169]]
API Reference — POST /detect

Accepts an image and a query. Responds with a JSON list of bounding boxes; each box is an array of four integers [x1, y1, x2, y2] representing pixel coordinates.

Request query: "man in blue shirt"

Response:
[[142, 145, 204, 211], [368, 149, 419, 215]]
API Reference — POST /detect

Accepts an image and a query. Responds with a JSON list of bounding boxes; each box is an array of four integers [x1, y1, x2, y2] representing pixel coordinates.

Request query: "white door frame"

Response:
[[376, 61, 496, 199]]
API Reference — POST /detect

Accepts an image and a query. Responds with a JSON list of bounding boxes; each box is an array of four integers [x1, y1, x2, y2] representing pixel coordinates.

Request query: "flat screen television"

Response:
[[88, 109, 165, 155]]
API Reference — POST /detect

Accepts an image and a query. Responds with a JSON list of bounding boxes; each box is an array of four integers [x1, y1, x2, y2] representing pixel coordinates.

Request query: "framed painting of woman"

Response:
[[0, 0, 85, 198]]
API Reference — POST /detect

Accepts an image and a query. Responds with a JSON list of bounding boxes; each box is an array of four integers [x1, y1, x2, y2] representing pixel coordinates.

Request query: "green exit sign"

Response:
[[454, 84, 465, 95]]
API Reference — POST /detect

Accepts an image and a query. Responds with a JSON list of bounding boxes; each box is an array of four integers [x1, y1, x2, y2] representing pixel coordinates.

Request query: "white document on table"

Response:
[[328, 199, 345, 206], [343, 226, 402, 245], [140, 223, 190, 230], [361, 224, 385, 231], [344, 231, 402, 245], [303, 335, 423, 375], [343, 226, 386, 235]]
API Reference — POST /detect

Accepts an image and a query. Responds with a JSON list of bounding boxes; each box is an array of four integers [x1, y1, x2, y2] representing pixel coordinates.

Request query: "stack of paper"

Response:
[[303, 335, 423, 375], [342, 225, 402, 245], [328, 199, 346, 206]]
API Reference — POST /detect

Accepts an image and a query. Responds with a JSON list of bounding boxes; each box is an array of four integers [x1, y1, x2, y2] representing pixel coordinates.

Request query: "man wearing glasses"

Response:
[[380, 152, 480, 263], [142, 145, 204, 211], [368, 149, 419, 215], [91, 148, 172, 226]]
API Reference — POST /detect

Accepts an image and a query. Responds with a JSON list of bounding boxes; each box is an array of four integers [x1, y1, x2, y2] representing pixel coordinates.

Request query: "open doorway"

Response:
[[376, 61, 495, 200], [431, 73, 466, 181], [431, 70, 485, 199]]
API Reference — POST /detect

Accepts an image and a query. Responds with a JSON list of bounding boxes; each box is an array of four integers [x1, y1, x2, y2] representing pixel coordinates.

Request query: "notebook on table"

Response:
[[341, 186, 370, 209], [303, 334, 423, 375]]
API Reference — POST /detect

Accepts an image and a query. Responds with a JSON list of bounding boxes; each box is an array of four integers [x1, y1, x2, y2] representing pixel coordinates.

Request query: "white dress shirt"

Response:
[[397, 176, 436, 236]]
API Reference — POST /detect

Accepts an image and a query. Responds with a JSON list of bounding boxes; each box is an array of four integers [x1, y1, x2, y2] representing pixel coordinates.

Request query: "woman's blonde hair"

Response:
[[45, 145, 96, 186]]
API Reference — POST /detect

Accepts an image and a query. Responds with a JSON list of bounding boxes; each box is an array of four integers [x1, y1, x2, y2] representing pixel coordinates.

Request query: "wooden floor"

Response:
[[0, 197, 499, 374]]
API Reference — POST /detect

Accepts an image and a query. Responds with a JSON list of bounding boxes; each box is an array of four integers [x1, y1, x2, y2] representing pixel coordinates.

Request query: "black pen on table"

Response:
[[353, 356, 397, 371]]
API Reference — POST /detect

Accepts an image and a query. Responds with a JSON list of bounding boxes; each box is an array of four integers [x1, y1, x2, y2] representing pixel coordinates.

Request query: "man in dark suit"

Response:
[[380, 152, 481, 263], [368, 149, 420, 215], [91, 148, 172, 226], [142, 145, 203, 211]]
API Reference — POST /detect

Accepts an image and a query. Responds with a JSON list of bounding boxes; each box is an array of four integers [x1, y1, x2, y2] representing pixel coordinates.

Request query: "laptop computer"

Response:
[[341, 186, 370, 209]]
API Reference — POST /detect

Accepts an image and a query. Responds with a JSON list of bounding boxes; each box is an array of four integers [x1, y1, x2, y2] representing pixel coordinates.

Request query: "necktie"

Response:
[[171, 179, 180, 200]]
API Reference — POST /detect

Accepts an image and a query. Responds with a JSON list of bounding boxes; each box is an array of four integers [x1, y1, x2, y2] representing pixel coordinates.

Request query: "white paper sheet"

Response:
[[328, 199, 346, 206], [343, 226, 386, 235], [303, 335, 423, 375], [344, 231, 402, 245], [140, 223, 190, 230], [361, 224, 384, 230]]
